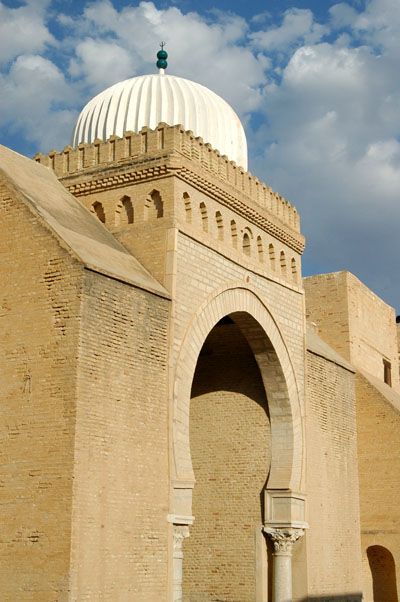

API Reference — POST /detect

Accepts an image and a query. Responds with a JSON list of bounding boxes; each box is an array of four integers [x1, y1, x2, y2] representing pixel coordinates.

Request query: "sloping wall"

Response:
[[69, 271, 170, 601], [0, 145, 171, 600], [305, 331, 362, 600], [0, 178, 82, 599], [356, 371, 400, 602]]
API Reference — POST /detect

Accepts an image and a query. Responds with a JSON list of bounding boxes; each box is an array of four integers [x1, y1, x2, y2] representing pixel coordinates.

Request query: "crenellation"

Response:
[[34, 124, 300, 235], [108, 135, 116, 162]]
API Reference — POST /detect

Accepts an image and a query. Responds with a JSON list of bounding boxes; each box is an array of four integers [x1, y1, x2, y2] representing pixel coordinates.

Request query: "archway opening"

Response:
[[91, 201, 105, 223], [367, 545, 398, 602], [182, 313, 271, 602], [115, 195, 134, 226]]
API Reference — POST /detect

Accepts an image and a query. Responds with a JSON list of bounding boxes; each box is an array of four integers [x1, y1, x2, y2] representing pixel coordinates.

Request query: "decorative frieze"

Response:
[[34, 124, 302, 240]]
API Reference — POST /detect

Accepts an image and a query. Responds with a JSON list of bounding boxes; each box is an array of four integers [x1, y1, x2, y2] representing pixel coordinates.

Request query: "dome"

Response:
[[72, 73, 248, 170]]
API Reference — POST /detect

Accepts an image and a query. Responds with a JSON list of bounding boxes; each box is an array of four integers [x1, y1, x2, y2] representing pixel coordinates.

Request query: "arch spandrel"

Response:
[[171, 285, 305, 519]]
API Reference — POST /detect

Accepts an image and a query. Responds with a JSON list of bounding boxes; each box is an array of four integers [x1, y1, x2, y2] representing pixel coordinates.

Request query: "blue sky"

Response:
[[1, 0, 399, 310]]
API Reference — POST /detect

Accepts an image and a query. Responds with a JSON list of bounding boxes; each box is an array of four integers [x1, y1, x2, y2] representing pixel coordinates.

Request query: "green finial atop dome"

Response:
[[157, 42, 168, 72]]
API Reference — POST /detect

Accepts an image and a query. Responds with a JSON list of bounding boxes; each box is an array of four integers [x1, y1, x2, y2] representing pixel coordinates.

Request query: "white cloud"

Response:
[[62, 1, 266, 115], [0, 54, 76, 151], [329, 3, 358, 30], [250, 8, 328, 52], [69, 39, 135, 91], [251, 30, 400, 305], [0, 0, 54, 65], [332, 0, 400, 53]]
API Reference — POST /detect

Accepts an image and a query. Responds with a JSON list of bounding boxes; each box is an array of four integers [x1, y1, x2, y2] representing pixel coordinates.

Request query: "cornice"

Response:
[[61, 157, 304, 254], [175, 165, 305, 254]]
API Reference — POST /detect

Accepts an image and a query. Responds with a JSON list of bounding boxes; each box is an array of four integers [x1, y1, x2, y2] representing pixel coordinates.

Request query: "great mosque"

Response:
[[0, 47, 399, 602]]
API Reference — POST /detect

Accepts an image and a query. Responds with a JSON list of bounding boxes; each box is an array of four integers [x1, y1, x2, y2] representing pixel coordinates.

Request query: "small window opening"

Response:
[[91, 201, 106, 224], [216, 211, 224, 241], [115, 195, 134, 226], [243, 232, 251, 256], [280, 250, 287, 275], [383, 359, 392, 387], [257, 236, 264, 263], [183, 193, 192, 223], [291, 257, 298, 282], [145, 190, 163, 220], [200, 202, 208, 232], [231, 220, 238, 248], [269, 243, 275, 270]]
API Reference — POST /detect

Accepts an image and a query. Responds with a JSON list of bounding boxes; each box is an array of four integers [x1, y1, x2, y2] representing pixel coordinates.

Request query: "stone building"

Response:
[[0, 56, 399, 602]]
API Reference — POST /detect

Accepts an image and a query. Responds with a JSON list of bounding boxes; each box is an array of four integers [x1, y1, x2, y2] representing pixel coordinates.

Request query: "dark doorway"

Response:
[[367, 545, 398, 602]]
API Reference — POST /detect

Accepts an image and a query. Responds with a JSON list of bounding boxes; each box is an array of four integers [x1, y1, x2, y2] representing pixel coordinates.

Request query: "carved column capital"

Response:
[[263, 527, 305, 556], [173, 525, 190, 556]]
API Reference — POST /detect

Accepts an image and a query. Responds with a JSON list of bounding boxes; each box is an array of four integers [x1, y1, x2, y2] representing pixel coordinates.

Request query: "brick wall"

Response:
[[303, 272, 352, 361], [174, 232, 305, 400], [183, 321, 271, 602], [0, 179, 171, 600], [304, 272, 399, 391], [347, 274, 399, 389], [0, 186, 83, 600], [355, 373, 400, 602], [67, 176, 302, 295], [39, 134, 307, 599], [69, 271, 170, 601], [305, 349, 362, 599]]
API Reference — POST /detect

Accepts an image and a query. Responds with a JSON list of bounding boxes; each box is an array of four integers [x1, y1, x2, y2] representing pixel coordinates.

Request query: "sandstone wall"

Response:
[[36, 129, 307, 599], [0, 176, 171, 600], [75, 177, 175, 288], [356, 373, 400, 602], [64, 175, 302, 297], [174, 231, 306, 598], [183, 322, 271, 602], [304, 272, 399, 390], [347, 274, 399, 389], [305, 348, 362, 599], [0, 183, 82, 600], [174, 231, 305, 397], [69, 271, 170, 601], [304, 272, 352, 361]]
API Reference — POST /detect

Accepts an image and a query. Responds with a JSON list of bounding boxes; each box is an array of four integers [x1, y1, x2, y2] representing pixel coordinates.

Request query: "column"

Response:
[[172, 525, 190, 602], [264, 527, 305, 602]]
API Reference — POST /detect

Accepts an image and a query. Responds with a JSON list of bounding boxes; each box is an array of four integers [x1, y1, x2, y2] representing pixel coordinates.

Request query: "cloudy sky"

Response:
[[1, 0, 399, 311]]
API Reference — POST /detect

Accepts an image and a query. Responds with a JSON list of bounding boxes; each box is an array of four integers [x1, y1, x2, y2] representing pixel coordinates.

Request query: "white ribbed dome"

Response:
[[72, 73, 248, 170]]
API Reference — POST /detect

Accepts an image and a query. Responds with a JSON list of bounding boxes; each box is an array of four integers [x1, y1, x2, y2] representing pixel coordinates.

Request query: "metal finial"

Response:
[[157, 42, 168, 74]]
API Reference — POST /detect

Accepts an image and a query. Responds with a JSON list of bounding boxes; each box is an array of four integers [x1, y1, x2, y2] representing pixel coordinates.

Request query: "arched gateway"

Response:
[[6, 39, 398, 602], [171, 286, 307, 602]]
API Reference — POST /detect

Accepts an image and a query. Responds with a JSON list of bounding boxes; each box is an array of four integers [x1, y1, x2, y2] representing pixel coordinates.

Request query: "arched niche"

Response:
[[257, 235, 264, 263], [215, 211, 223, 240], [269, 243, 276, 271], [172, 286, 303, 517], [367, 545, 398, 602], [231, 219, 238, 248], [91, 201, 106, 224], [199, 202, 208, 232], [280, 250, 287, 275], [145, 189, 163, 220], [183, 192, 192, 223], [115, 195, 134, 226]]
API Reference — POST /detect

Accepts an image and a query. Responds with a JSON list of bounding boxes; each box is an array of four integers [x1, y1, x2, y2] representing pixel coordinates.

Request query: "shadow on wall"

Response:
[[301, 593, 363, 602], [367, 545, 398, 602]]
